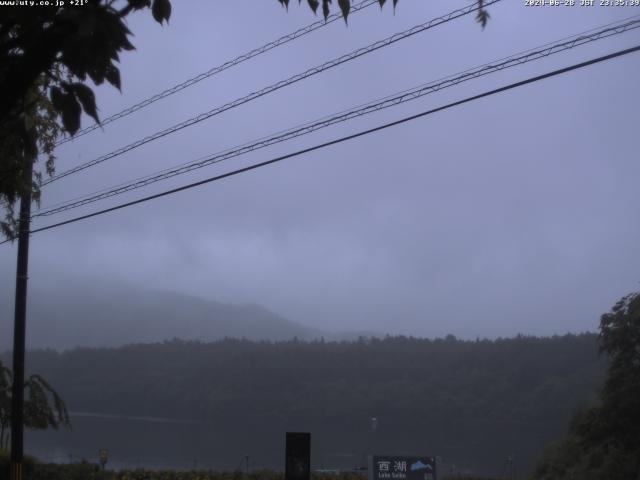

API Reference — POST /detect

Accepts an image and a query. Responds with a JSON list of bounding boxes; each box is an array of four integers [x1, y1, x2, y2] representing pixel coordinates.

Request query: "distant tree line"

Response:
[[6, 333, 605, 476]]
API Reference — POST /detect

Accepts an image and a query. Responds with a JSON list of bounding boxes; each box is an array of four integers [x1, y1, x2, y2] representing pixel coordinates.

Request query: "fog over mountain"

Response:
[[0, 279, 374, 350]]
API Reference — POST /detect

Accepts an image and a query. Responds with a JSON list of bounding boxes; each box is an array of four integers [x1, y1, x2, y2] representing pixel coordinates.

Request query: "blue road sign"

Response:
[[369, 455, 437, 480]]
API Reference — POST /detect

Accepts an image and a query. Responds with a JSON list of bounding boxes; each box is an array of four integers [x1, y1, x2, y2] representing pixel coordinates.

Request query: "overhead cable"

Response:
[[54, 0, 380, 146], [7, 44, 636, 243], [32, 17, 640, 218], [43, 0, 501, 186]]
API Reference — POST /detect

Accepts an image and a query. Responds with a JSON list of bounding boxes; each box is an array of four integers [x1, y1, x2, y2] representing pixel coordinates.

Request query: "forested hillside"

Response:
[[3, 334, 605, 476]]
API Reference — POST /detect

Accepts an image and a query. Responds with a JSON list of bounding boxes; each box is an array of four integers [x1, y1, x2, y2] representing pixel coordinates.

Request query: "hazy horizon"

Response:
[[0, 276, 603, 352], [2, 1, 639, 346]]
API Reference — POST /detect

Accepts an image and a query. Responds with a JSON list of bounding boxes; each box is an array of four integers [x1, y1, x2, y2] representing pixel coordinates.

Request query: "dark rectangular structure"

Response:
[[285, 432, 311, 480]]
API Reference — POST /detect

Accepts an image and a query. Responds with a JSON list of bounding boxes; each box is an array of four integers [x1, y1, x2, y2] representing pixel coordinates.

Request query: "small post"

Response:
[[99, 449, 109, 470]]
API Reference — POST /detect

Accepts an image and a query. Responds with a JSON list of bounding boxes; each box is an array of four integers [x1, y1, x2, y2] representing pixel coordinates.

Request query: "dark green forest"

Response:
[[1, 334, 605, 476]]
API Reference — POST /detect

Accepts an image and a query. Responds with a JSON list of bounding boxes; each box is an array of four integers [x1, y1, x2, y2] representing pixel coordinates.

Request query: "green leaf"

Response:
[[104, 64, 121, 90], [152, 0, 171, 24], [77, 12, 97, 39], [49, 87, 65, 113], [322, 0, 331, 20], [59, 91, 81, 135], [476, 8, 490, 28], [128, 0, 151, 9], [307, 0, 319, 13], [338, 0, 350, 22], [68, 83, 100, 124]]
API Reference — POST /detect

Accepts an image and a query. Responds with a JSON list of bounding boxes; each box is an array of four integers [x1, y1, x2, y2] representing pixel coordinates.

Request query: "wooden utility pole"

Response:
[[10, 94, 36, 480], [10, 161, 32, 480]]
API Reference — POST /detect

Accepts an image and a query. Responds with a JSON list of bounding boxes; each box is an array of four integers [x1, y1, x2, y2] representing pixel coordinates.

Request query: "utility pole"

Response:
[[10, 90, 37, 480], [10, 154, 33, 480]]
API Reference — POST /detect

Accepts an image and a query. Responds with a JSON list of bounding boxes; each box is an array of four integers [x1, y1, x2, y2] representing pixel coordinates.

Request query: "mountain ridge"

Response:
[[0, 282, 333, 350]]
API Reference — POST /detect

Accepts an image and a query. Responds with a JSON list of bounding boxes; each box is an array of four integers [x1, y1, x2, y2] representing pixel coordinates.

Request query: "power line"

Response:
[[6, 44, 635, 244], [32, 17, 640, 218], [42, 0, 501, 186], [35, 14, 640, 214], [36, 17, 640, 215], [54, 0, 380, 146]]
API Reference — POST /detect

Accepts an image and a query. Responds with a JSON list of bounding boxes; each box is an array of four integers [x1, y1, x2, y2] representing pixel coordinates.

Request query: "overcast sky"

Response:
[[1, 0, 640, 343]]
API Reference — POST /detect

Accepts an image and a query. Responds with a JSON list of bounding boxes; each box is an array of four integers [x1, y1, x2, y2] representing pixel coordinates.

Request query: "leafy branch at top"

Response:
[[0, 0, 172, 239], [278, 0, 491, 27]]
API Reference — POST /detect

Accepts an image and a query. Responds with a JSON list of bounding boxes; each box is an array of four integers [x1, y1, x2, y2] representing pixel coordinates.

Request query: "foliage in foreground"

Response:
[[531, 292, 640, 479], [0, 455, 507, 480], [0, 449, 37, 480], [0, 361, 70, 451]]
